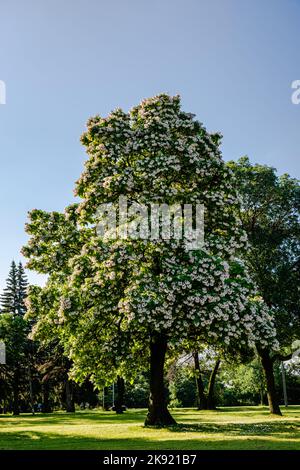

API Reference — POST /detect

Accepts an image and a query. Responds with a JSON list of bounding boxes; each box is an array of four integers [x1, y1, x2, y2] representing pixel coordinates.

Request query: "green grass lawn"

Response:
[[0, 406, 299, 450]]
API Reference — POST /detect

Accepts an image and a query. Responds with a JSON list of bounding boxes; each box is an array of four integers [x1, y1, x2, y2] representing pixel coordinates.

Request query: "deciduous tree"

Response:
[[23, 95, 278, 426], [228, 157, 300, 414]]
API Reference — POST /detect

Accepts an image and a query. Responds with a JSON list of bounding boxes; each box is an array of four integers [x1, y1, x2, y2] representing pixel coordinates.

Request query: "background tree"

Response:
[[1, 261, 18, 315], [168, 355, 270, 408], [1, 261, 28, 316], [0, 262, 30, 415], [123, 373, 149, 409], [36, 346, 75, 413], [218, 357, 267, 406], [17, 262, 29, 317], [185, 343, 253, 410], [0, 314, 28, 415], [228, 157, 300, 415], [193, 350, 221, 410], [168, 364, 197, 408]]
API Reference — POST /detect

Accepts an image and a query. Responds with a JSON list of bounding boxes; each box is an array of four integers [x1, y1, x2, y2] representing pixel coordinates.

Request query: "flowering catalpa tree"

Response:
[[23, 94, 278, 426]]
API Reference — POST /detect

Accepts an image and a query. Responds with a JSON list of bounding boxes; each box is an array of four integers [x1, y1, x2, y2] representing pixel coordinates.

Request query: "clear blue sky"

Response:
[[0, 0, 299, 290]]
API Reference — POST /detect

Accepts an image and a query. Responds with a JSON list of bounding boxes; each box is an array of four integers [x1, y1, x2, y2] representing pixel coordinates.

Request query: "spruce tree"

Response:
[[17, 262, 29, 316], [1, 261, 28, 316], [1, 261, 18, 314]]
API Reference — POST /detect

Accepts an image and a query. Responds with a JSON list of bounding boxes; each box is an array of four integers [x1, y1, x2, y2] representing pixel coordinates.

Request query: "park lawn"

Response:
[[0, 406, 299, 450]]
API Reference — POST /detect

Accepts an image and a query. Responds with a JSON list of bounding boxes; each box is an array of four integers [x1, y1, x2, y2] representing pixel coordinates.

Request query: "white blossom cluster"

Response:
[[76, 94, 248, 260]]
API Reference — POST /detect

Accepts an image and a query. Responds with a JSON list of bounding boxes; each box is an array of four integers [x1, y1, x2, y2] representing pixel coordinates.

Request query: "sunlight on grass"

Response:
[[0, 406, 299, 450]]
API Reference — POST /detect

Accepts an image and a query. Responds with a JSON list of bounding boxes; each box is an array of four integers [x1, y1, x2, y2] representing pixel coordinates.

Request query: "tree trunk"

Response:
[[258, 364, 268, 406], [206, 359, 220, 410], [114, 376, 125, 414], [260, 387, 264, 406], [258, 348, 282, 415], [28, 365, 35, 415], [102, 386, 110, 411], [42, 381, 52, 413], [65, 379, 75, 412], [3, 400, 8, 414], [193, 351, 207, 409], [12, 369, 20, 416], [145, 333, 176, 426]]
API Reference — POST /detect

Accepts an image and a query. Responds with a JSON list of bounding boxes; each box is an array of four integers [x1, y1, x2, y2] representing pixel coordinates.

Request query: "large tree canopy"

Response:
[[23, 94, 277, 425]]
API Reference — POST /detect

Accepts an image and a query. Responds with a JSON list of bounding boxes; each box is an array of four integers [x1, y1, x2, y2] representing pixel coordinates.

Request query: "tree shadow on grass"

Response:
[[0, 410, 147, 427], [174, 406, 300, 422], [166, 421, 300, 438], [0, 430, 299, 451]]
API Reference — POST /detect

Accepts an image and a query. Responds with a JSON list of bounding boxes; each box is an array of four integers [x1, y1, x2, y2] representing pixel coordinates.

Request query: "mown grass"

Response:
[[0, 406, 299, 450]]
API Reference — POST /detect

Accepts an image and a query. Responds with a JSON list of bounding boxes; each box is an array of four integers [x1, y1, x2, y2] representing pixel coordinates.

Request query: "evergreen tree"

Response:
[[17, 262, 29, 316], [1, 261, 18, 314], [0, 262, 34, 415], [0, 261, 28, 316]]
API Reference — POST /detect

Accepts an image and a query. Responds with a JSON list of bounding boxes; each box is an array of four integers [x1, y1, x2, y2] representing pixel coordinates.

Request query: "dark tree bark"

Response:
[[28, 365, 35, 415], [193, 354, 220, 410], [102, 386, 110, 411], [114, 376, 125, 414], [258, 364, 268, 406], [145, 333, 176, 426], [42, 381, 52, 413], [193, 351, 207, 410], [258, 347, 282, 415], [3, 400, 8, 414], [206, 359, 220, 410], [65, 379, 75, 412], [12, 369, 20, 416], [260, 388, 264, 406]]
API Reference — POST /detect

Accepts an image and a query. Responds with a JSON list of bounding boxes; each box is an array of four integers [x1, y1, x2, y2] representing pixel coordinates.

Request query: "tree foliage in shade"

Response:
[[0, 261, 29, 415], [23, 94, 278, 426], [228, 156, 300, 414], [0, 313, 28, 415]]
